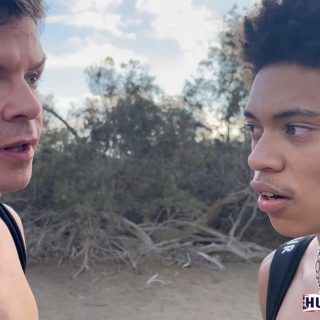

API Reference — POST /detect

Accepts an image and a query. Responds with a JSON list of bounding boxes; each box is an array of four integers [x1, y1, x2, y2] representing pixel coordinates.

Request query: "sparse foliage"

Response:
[[4, 7, 283, 273]]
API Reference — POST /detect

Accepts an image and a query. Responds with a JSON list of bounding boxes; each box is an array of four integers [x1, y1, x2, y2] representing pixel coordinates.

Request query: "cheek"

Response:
[[293, 157, 320, 200], [290, 145, 320, 192], [37, 112, 43, 132]]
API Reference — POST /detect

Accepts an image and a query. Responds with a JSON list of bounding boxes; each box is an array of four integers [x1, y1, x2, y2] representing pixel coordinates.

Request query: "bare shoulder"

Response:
[[0, 205, 38, 319], [258, 250, 276, 320]]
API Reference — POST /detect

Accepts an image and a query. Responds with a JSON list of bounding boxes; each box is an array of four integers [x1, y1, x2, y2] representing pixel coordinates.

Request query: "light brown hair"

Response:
[[0, 0, 46, 25]]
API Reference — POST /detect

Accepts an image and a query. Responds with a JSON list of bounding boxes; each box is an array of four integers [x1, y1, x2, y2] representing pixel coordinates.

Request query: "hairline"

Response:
[[0, 1, 46, 27]]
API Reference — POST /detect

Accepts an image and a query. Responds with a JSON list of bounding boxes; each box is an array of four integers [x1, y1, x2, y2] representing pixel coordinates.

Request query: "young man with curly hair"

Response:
[[241, 0, 320, 319], [0, 0, 46, 318]]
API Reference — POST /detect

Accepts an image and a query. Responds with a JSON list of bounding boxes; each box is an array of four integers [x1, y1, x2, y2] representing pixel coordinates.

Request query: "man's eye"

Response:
[[286, 125, 311, 136], [25, 73, 40, 88], [244, 123, 262, 136]]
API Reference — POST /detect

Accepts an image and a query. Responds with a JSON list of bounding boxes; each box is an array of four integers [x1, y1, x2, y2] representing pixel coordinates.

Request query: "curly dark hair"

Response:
[[240, 0, 320, 79], [0, 0, 46, 25]]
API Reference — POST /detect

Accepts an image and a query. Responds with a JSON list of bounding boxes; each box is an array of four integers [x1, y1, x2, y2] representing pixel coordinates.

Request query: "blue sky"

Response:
[[40, 0, 255, 114]]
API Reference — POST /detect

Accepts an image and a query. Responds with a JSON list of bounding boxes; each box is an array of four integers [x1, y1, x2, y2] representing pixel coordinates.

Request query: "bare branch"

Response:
[[43, 104, 80, 139]]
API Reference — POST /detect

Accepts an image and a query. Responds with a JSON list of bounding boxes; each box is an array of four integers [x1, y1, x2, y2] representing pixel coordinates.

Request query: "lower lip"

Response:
[[257, 194, 291, 214], [0, 145, 34, 163]]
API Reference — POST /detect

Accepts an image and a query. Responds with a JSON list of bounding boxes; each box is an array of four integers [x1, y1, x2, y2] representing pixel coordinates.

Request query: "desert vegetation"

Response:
[[5, 7, 284, 274]]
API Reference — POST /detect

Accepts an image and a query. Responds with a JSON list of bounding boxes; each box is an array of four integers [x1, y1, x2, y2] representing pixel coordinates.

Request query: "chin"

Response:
[[270, 218, 314, 238], [0, 170, 32, 193], [2, 181, 31, 193]]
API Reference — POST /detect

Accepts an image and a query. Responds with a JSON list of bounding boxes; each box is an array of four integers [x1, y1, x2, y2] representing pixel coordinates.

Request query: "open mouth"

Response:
[[0, 144, 30, 153], [260, 192, 287, 200]]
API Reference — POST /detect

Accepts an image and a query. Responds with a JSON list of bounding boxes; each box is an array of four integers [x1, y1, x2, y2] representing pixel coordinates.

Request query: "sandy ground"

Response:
[[27, 262, 261, 320]]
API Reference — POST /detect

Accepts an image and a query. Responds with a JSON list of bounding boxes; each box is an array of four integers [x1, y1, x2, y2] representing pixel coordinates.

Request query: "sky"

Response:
[[40, 0, 256, 114]]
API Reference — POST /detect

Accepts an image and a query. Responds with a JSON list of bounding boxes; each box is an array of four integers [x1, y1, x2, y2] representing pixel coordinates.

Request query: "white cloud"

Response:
[[136, 0, 222, 94], [151, 64, 188, 96], [63, 0, 123, 12], [136, 0, 221, 60], [44, 0, 225, 98], [48, 12, 125, 36], [68, 36, 84, 47], [48, 0, 135, 38], [53, 95, 83, 113], [41, 95, 85, 118], [46, 35, 145, 70], [52, 0, 122, 13]]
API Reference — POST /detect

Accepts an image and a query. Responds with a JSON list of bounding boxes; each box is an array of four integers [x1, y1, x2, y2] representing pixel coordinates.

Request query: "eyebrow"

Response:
[[0, 53, 46, 73], [244, 108, 320, 121], [30, 54, 46, 70]]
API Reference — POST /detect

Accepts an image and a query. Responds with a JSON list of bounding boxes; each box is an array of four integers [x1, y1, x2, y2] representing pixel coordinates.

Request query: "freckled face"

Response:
[[0, 18, 45, 193], [245, 64, 320, 237]]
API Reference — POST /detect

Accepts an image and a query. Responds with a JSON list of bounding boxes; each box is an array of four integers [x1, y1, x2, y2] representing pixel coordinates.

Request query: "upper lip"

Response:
[[0, 137, 38, 150], [250, 180, 293, 198]]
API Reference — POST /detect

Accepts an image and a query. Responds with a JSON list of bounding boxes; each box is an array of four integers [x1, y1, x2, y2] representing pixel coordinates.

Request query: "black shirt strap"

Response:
[[266, 235, 314, 320], [0, 203, 26, 272]]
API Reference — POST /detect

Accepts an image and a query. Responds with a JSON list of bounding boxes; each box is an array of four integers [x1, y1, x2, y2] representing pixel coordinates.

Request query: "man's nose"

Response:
[[248, 133, 285, 172], [1, 78, 42, 121]]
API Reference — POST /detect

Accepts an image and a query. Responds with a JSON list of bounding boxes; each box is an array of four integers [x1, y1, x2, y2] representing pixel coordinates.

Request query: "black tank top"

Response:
[[0, 202, 26, 272], [266, 236, 314, 320]]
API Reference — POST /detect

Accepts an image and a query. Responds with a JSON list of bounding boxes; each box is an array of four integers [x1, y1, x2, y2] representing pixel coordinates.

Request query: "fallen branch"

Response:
[[121, 217, 154, 250], [192, 250, 225, 270]]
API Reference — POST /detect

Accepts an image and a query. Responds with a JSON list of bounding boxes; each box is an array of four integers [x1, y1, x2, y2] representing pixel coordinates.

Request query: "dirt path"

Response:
[[27, 262, 261, 320]]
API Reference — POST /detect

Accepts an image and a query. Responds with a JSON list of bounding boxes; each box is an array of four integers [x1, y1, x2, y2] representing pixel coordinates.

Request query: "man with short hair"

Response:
[[240, 0, 320, 319], [0, 0, 46, 318]]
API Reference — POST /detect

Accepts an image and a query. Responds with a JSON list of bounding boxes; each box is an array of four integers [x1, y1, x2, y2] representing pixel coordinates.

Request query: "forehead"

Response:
[[245, 64, 320, 116], [0, 17, 44, 70]]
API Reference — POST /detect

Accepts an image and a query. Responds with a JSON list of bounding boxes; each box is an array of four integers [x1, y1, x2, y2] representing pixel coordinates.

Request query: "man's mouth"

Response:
[[260, 192, 287, 200], [250, 180, 294, 213], [0, 144, 30, 153]]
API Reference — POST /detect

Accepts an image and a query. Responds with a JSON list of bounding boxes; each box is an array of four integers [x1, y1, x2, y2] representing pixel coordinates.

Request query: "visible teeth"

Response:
[[261, 192, 275, 197], [4, 145, 24, 152]]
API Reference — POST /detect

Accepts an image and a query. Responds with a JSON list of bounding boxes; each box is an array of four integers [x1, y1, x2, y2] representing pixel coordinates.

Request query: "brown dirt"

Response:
[[27, 262, 261, 320]]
